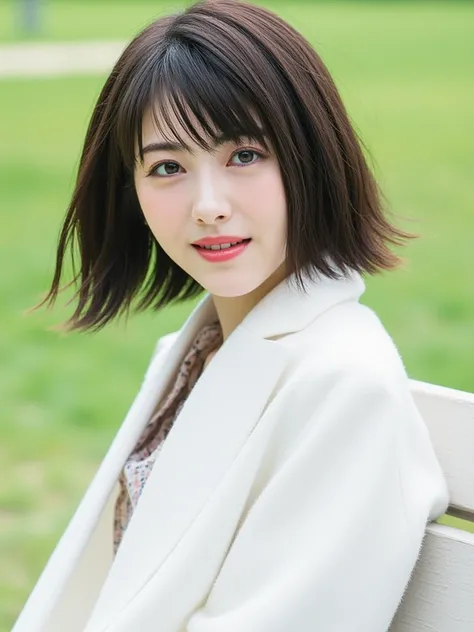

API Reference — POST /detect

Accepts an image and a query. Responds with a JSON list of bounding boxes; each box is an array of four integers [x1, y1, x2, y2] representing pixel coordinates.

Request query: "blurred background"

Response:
[[0, 0, 473, 627]]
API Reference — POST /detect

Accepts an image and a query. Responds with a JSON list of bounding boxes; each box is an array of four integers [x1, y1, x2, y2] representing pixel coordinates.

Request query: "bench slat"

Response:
[[390, 522, 474, 631], [410, 380, 474, 517]]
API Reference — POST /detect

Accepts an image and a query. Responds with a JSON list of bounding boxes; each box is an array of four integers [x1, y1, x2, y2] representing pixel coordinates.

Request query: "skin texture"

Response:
[[134, 107, 288, 341]]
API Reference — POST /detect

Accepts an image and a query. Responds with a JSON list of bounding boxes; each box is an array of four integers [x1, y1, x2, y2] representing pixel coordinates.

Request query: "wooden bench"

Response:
[[390, 380, 474, 631]]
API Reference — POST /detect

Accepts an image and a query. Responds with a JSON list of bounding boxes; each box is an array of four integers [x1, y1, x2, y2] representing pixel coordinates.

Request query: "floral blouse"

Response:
[[113, 321, 223, 554]]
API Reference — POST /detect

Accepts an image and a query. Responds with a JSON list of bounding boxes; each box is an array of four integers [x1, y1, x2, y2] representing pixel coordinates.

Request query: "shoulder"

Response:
[[140, 330, 180, 384], [265, 302, 421, 464], [280, 300, 407, 385], [153, 330, 180, 357], [266, 301, 413, 434]]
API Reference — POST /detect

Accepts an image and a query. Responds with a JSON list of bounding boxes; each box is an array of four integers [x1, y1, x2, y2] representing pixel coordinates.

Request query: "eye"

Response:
[[149, 161, 182, 177], [229, 149, 263, 167], [147, 147, 265, 178]]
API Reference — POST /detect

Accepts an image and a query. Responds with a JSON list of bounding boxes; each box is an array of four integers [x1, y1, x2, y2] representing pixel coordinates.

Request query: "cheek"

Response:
[[135, 181, 185, 241], [252, 169, 287, 231]]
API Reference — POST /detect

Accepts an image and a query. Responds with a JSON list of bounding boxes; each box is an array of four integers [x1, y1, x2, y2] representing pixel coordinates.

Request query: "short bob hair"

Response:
[[44, 0, 413, 331]]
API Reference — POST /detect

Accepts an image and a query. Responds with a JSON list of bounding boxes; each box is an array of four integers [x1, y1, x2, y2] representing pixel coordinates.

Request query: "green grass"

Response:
[[0, 0, 183, 42], [1, 1, 474, 628]]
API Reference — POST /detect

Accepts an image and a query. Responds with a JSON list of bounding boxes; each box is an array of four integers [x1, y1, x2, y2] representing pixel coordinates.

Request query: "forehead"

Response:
[[141, 103, 213, 145], [139, 97, 266, 155]]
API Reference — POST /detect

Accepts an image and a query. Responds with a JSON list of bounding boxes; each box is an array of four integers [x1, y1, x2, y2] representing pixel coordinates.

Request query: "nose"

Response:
[[191, 170, 232, 225]]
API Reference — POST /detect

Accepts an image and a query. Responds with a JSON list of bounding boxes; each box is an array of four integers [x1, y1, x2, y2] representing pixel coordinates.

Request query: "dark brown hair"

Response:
[[42, 0, 413, 331]]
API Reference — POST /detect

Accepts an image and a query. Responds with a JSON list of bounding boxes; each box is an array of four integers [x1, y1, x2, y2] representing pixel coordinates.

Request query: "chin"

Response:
[[201, 283, 256, 298], [200, 273, 278, 299]]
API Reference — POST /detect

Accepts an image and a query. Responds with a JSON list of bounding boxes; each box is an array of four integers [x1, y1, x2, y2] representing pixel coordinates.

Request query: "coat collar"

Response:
[[193, 264, 365, 340], [240, 266, 365, 338], [84, 266, 365, 632]]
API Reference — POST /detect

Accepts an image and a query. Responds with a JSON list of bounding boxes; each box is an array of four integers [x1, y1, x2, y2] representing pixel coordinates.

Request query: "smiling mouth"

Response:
[[193, 238, 251, 251], [192, 239, 251, 263]]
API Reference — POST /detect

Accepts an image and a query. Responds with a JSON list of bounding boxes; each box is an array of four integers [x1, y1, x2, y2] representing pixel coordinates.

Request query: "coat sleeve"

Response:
[[185, 367, 449, 632]]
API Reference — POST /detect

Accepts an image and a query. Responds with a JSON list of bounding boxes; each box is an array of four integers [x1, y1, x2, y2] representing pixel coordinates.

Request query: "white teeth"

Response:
[[201, 240, 244, 251]]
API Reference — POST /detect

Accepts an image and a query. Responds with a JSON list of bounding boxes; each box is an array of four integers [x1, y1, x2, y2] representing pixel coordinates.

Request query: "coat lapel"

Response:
[[85, 267, 366, 632], [14, 265, 366, 632], [85, 322, 290, 632]]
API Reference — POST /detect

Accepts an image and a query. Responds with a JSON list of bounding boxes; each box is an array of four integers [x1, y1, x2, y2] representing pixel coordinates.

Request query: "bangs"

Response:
[[116, 39, 271, 171]]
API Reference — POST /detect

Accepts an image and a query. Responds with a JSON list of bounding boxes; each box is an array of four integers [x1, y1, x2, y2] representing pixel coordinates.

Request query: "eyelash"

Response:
[[146, 147, 266, 178]]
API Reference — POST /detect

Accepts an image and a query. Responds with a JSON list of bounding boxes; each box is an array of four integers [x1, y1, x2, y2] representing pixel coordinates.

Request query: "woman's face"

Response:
[[134, 107, 287, 298]]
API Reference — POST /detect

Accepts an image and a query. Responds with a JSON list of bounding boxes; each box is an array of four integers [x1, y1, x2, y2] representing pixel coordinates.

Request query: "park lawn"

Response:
[[0, 0, 473, 43], [1, 1, 473, 629]]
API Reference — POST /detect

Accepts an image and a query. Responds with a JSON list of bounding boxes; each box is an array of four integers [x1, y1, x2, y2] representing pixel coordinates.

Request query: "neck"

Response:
[[212, 263, 287, 341]]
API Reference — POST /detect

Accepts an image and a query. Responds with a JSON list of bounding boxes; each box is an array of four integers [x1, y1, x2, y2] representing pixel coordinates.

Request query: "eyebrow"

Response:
[[142, 132, 264, 156]]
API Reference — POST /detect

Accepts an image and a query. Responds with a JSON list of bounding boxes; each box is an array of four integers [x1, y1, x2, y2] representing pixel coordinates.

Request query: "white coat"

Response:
[[13, 269, 449, 632]]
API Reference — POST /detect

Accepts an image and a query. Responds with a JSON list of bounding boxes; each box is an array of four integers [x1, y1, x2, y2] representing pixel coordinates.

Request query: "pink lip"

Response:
[[193, 239, 251, 263]]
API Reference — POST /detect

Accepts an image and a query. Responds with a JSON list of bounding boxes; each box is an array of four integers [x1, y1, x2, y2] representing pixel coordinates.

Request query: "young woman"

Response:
[[14, 1, 448, 630]]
